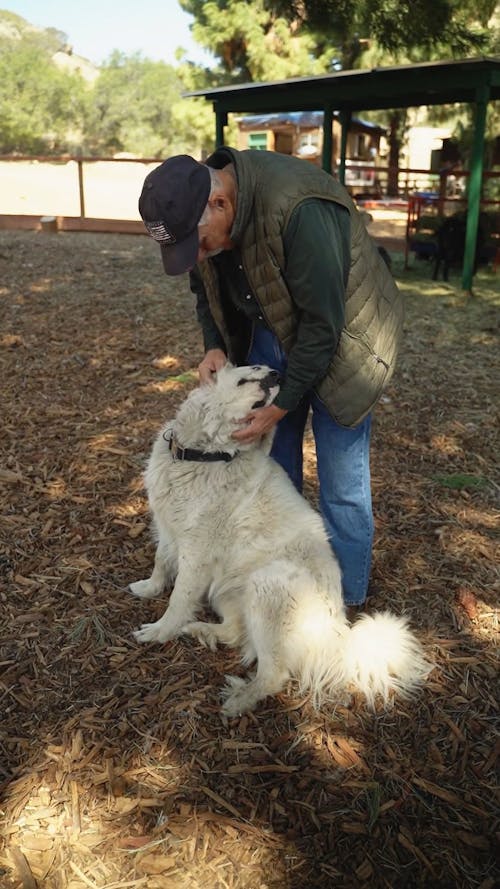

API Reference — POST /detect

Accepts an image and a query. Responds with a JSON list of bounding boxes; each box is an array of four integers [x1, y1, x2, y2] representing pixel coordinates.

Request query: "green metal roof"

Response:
[[188, 56, 500, 113]]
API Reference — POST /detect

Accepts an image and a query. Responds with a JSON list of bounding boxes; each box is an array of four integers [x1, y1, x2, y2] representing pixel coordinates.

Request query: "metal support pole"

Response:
[[462, 84, 489, 292], [321, 105, 334, 173], [215, 108, 228, 148], [338, 111, 352, 185]]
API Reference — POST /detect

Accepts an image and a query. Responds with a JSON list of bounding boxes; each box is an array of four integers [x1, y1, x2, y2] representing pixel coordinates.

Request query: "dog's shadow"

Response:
[[124, 607, 437, 889]]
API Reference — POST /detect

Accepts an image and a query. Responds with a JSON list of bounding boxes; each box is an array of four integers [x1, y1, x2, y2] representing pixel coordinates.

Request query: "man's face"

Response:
[[196, 200, 234, 263]]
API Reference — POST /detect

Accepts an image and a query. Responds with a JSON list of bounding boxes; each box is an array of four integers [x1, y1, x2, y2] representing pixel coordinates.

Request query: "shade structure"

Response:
[[187, 57, 500, 290]]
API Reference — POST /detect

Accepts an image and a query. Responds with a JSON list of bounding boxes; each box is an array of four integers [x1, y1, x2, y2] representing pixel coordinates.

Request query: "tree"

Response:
[[179, 0, 336, 82], [0, 41, 87, 153], [0, 8, 216, 160], [263, 0, 495, 66], [0, 10, 88, 154], [181, 0, 495, 77], [83, 52, 214, 158]]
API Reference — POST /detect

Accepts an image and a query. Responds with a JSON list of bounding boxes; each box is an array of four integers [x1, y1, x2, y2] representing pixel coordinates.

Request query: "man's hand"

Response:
[[198, 349, 227, 385], [232, 403, 287, 444]]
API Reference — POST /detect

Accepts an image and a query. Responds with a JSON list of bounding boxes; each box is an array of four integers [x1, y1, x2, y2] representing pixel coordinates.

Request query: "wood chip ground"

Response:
[[0, 231, 498, 889]]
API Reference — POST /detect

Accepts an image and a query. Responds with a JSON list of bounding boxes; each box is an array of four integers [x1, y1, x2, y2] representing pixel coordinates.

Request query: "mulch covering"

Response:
[[0, 230, 498, 889]]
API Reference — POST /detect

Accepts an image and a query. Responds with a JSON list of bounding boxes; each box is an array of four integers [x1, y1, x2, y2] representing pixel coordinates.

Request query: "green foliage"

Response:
[[0, 8, 215, 159], [83, 51, 182, 156], [361, 0, 488, 56], [167, 371, 198, 383], [179, 0, 336, 81], [170, 96, 217, 158], [83, 51, 215, 158], [262, 0, 495, 65], [0, 2, 497, 162], [433, 473, 489, 490], [0, 41, 87, 153]]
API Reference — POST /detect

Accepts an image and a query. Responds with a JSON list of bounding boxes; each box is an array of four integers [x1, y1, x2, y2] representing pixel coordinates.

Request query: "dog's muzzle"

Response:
[[251, 369, 281, 410], [262, 370, 281, 388]]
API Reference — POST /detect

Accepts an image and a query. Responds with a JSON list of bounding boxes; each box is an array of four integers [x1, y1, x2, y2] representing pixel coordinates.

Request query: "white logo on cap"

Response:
[[145, 221, 176, 244]]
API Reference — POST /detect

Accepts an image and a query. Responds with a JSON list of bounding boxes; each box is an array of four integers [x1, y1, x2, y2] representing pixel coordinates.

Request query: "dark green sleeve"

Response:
[[189, 266, 226, 354], [273, 199, 350, 412]]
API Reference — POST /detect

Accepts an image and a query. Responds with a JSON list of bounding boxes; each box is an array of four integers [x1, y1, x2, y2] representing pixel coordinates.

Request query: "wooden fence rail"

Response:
[[1, 155, 498, 236]]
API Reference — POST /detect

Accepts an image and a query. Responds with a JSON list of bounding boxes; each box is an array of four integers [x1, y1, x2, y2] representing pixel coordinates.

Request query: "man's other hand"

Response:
[[198, 349, 227, 384], [232, 403, 287, 444]]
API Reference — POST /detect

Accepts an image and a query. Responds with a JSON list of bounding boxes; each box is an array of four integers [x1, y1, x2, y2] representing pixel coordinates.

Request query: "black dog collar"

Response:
[[164, 430, 236, 463]]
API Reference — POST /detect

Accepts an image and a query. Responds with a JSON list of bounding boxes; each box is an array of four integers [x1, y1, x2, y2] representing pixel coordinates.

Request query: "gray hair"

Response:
[[198, 167, 222, 226]]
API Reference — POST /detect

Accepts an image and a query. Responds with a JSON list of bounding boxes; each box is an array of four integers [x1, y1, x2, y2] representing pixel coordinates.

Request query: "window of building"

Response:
[[248, 132, 267, 150], [353, 134, 366, 158]]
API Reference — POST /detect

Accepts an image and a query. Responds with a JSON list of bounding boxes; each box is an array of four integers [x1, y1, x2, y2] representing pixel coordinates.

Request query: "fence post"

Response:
[[77, 159, 86, 218]]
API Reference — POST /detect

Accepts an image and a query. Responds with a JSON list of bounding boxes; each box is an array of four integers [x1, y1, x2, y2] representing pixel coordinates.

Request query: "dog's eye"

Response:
[[237, 378, 249, 387]]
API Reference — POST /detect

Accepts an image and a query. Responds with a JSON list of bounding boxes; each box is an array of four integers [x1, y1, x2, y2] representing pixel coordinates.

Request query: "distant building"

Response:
[[236, 110, 386, 194], [401, 126, 455, 172]]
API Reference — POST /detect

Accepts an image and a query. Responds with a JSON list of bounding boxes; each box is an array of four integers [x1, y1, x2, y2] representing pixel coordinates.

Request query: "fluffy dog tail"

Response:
[[291, 611, 429, 710], [342, 612, 431, 708]]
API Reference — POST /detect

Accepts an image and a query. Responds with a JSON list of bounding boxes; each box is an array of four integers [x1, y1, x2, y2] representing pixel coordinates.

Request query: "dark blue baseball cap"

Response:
[[138, 155, 211, 275]]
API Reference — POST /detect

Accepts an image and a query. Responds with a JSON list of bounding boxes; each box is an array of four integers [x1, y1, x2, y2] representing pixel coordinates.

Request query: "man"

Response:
[[138, 148, 403, 606]]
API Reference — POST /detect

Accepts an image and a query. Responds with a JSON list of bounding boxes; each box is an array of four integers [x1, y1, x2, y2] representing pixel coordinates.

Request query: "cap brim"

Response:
[[160, 227, 199, 276]]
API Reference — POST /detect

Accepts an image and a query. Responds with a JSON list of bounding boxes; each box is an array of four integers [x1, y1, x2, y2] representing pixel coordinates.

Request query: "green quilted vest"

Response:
[[199, 149, 403, 428]]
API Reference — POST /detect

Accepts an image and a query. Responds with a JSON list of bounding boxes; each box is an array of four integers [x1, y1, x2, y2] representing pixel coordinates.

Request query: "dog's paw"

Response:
[[221, 675, 250, 718], [129, 579, 163, 600], [133, 621, 172, 644], [183, 622, 219, 651]]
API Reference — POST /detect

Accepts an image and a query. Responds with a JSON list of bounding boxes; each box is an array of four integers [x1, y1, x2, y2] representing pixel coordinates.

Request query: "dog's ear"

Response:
[[197, 362, 235, 391], [174, 387, 212, 447], [214, 362, 234, 383], [174, 382, 239, 453]]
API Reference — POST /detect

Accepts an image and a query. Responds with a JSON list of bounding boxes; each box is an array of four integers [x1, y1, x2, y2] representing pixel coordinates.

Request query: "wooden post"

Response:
[[77, 159, 86, 218]]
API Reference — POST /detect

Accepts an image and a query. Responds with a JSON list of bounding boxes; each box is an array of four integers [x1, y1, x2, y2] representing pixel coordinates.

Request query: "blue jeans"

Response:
[[248, 326, 373, 605]]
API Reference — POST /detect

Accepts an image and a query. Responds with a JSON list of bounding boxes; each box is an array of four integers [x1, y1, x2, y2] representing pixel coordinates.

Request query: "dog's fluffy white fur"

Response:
[[130, 363, 430, 717]]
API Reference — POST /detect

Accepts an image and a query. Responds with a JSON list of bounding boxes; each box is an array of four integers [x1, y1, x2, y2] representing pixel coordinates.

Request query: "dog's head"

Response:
[[173, 363, 281, 455]]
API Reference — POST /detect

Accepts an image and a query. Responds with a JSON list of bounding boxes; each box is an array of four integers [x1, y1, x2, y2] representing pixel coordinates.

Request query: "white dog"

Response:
[[130, 364, 430, 717]]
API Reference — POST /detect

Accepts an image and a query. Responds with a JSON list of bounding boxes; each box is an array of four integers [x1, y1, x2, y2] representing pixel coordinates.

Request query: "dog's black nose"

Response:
[[266, 370, 281, 385]]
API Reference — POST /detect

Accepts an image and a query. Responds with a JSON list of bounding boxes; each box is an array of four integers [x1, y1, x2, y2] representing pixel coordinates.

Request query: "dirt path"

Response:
[[1, 160, 409, 244]]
